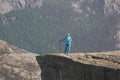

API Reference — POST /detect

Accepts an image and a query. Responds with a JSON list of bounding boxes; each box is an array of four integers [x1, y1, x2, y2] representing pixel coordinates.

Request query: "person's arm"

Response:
[[60, 37, 66, 42]]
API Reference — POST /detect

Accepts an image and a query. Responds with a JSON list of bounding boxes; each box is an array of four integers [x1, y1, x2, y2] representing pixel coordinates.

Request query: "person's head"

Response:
[[67, 33, 70, 36]]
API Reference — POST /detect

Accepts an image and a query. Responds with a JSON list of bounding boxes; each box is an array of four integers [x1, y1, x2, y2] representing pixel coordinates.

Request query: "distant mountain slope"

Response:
[[0, 0, 120, 15], [0, 0, 120, 54], [0, 0, 43, 14], [71, 0, 120, 16]]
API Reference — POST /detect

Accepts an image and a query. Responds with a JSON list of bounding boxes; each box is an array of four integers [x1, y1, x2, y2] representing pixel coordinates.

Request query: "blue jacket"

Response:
[[61, 36, 72, 44]]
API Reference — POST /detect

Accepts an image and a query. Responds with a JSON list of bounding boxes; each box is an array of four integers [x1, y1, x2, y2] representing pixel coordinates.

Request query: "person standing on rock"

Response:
[[60, 33, 72, 54]]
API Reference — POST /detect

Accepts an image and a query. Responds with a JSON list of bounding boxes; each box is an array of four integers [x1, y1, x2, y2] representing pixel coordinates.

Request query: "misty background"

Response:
[[0, 0, 120, 54]]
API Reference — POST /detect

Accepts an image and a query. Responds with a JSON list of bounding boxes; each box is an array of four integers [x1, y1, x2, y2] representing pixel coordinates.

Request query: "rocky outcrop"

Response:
[[36, 52, 120, 80], [0, 0, 43, 14], [0, 39, 41, 80]]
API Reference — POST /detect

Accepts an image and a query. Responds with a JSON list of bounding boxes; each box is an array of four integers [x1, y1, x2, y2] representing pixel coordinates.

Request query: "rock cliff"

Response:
[[0, 39, 120, 80], [0, 39, 41, 80], [37, 52, 120, 80]]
